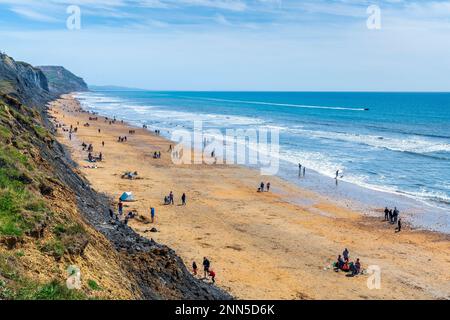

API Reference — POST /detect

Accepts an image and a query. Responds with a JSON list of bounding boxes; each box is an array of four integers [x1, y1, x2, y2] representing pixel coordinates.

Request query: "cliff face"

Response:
[[0, 54, 50, 109], [38, 66, 88, 95], [0, 53, 231, 300]]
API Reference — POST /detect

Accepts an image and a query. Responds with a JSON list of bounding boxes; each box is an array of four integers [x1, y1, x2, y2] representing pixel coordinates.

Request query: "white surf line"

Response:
[[179, 95, 368, 111]]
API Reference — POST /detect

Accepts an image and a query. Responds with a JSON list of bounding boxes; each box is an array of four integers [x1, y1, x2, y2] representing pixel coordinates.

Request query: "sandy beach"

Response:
[[48, 94, 450, 300]]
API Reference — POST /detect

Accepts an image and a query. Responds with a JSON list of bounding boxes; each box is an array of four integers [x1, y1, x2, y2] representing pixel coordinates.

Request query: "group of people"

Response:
[[257, 182, 271, 193], [192, 257, 216, 283], [110, 202, 137, 225], [298, 163, 306, 177], [117, 136, 128, 142], [88, 151, 102, 162], [153, 151, 162, 159], [334, 248, 361, 276], [164, 191, 187, 206], [384, 207, 402, 232]]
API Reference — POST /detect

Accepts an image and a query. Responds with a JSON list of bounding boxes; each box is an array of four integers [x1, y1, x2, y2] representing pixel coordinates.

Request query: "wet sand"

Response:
[[48, 94, 450, 300]]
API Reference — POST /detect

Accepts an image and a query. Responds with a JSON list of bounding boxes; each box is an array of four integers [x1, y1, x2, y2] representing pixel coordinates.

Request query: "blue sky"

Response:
[[1, 0, 450, 91]]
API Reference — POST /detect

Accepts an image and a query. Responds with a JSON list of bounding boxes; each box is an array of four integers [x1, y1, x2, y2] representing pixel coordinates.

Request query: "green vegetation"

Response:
[[0, 253, 87, 300], [88, 279, 101, 291], [40, 239, 65, 260], [0, 101, 50, 237], [0, 143, 45, 237]]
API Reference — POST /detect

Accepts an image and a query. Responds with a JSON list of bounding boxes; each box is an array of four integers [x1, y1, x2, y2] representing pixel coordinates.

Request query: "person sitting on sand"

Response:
[[342, 260, 350, 272], [336, 255, 344, 270]]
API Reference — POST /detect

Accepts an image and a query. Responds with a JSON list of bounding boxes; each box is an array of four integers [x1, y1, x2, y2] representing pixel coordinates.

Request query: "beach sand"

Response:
[[48, 94, 450, 300]]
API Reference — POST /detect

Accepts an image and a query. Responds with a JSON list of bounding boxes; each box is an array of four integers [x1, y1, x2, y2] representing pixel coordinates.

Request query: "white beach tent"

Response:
[[120, 192, 135, 202]]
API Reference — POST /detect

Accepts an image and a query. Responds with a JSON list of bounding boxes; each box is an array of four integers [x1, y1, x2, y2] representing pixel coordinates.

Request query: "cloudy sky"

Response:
[[1, 0, 450, 91]]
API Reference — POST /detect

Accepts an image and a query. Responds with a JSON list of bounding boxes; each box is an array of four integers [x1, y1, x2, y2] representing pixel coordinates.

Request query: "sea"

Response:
[[74, 91, 450, 233]]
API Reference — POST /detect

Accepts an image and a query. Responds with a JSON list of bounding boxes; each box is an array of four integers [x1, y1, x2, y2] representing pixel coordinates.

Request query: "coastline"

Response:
[[48, 94, 450, 300], [74, 91, 450, 234]]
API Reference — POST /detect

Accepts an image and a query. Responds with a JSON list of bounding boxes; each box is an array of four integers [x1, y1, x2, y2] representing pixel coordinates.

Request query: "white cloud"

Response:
[[10, 6, 59, 22]]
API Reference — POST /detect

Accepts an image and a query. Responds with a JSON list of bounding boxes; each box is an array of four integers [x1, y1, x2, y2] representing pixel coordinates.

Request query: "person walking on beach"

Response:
[[192, 262, 198, 276], [303, 167, 306, 177], [335, 170, 339, 179], [169, 191, 174, 205], [267, 182, 271, 192], [260, 182, 265, 192], [396, 218, 402, 233], [384, 207, 389, 221], [393, 207, 399, 223], [389, 209, 393, 223], [118, 200, 123, 217], [181, 193, 187, 206], [203, 257, 211, 278], [150, 207, 155, 223]]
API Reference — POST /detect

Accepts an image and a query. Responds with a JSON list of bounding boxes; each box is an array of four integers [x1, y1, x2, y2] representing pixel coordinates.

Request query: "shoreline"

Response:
[[74, 91, 450, 234], [48, 94, 450, 300]]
